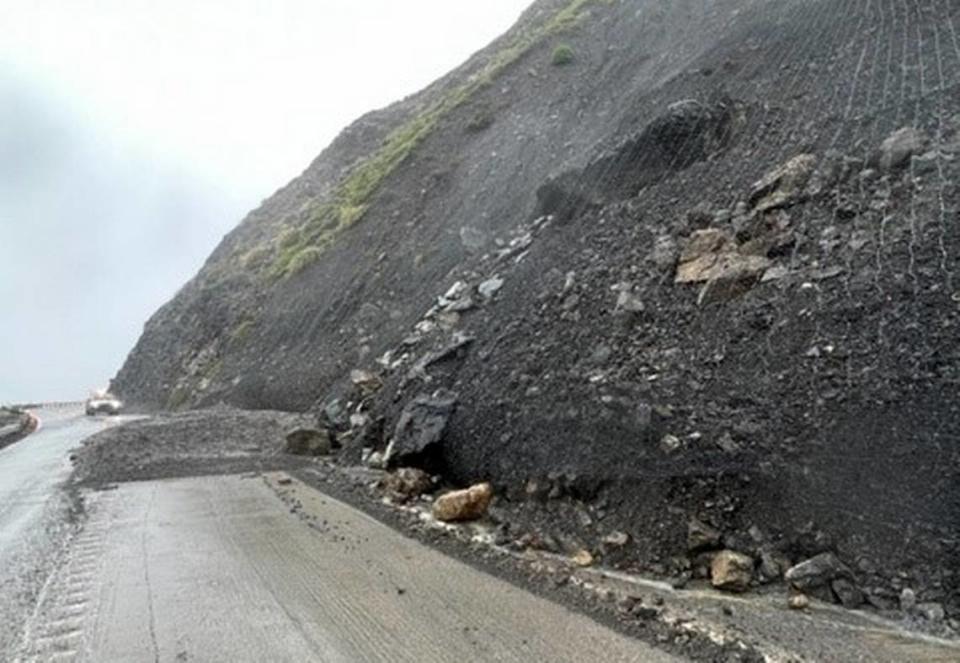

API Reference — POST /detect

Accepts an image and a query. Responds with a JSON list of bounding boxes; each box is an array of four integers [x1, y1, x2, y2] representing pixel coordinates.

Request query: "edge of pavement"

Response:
[[262, 469, 960, 663]]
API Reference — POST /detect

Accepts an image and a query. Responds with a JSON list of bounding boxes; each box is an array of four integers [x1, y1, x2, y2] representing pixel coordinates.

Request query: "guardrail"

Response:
[[15, 402, 84, 410]]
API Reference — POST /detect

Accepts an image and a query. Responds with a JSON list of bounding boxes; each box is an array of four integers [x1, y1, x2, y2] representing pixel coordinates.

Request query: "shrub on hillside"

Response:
[[552, 43, 575, 66]]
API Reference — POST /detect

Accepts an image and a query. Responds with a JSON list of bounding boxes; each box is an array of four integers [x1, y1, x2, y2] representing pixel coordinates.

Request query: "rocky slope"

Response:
[[114, 0, 960, 621]]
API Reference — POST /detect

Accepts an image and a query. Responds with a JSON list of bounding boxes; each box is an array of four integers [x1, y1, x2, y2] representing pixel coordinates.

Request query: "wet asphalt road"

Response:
[[12, 471, 677, 662], [6, 417, 957, 662], [0, 409, 120, 655]]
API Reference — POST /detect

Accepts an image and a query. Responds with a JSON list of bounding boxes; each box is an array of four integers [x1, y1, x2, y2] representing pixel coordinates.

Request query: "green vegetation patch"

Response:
[[264, 0, 606, 280], [552, 43, 576, 66], [229, 318, 256, 347], [167, 384, 191, 410]]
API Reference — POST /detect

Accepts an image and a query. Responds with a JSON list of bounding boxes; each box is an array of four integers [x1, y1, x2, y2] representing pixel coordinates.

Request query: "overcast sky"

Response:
[[0, 0, 530, 403]]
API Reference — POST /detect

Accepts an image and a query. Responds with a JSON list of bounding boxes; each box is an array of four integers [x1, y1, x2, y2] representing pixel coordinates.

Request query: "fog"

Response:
[[0, 0, 529, 403]]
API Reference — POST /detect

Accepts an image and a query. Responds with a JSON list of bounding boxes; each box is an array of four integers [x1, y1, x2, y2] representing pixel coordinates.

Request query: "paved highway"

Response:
[[1, 414, 676, 662], [5, 415, 956, 662], [13, 471, 676, 662], [0, 409, 119, 655]]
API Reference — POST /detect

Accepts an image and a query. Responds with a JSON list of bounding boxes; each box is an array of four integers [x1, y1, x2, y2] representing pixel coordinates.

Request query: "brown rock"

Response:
[[749, 153, 818, 212], [432, 482, 493, 522], [710, 550, 754, 592], [601, 531, 631, 549], [675, 252, 771, 284], [679, 228, 736, 262], [381, 468, 433, 501], [350, 369, 383, 396], [572, 549, 595, 567], [789, 593, 811, 610]]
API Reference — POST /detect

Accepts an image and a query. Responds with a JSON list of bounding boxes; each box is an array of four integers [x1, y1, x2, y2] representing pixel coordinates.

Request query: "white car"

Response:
[[85, 392, 122, 416]]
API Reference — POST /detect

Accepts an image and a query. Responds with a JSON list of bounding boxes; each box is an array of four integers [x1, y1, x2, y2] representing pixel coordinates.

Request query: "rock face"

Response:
[[536, 98, 736, 220], [710, 551, 754, 592], [384, 391, 457, 469], [432, 482, 493, 522], [111, 0, 960, 613]]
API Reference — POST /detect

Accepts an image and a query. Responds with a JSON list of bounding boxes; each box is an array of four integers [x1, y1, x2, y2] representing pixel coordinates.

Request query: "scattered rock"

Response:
[[384, 390, 458, 468], [785, 552, 851, 591], [710, 550, 754, 592], [350, 369, 383, 396], [349, 412, 370, 429], [650, 235, 679, 270], [615, 288, 645, 313], [715, 432, 740, 454], [916, 602, 945, 622], [478, 276, 504, 299], [442, 296, 476, 313], [899, 587, 918, 612], [432, 482, 494, 522], [284, 427, 332, 456], [675, 229, 771, 285], [831, 577, 864, 608], [687, 518, 723, 552], [788, 593, 811, 610], [758, 550, 788, 582], [322, 399, 347, 429], [381, 467, 433, 501], [362, 448, 386, 469], [406, 333, 475, 384], [572, 549, 595, 567], [686, 202, 715, 228], [438, 281, 475, 313], [660, 434, 682, 454], [876, 127, 929, 170], [601, 530, 631, 549], [749, 153, 818, 212], [680, 228, 736, 262]]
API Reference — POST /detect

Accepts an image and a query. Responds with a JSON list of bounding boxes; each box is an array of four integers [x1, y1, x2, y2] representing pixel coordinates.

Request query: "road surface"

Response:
[[0, 409, 125, 655], [13, 471, 676, 662], [4, 414, 958, 662]]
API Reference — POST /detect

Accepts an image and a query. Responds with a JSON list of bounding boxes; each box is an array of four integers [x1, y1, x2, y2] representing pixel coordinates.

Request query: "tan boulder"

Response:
[[572, 549, 595, 567], [788, 593, 811, 610], [679, 228, 736, 263], [749, 153, 817, 212], [710, 550, 754, 592], [381, 468, 433, 502], [432, 482, 493, 522], [675, 252, 770, 284]]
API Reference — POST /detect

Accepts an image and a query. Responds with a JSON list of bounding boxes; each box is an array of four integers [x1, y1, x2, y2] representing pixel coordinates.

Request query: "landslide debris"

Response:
[[72, 406, 319, 485], [109, 0, 960, 632]]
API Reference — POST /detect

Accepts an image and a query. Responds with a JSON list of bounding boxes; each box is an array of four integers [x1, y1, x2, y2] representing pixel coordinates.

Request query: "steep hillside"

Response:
[[115, 0, 960, 619]]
